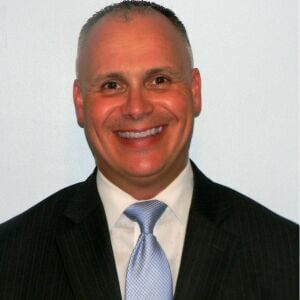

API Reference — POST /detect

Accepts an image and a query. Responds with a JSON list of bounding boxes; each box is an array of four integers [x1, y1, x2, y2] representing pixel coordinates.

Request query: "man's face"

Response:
[[74, 12, 201, 198]]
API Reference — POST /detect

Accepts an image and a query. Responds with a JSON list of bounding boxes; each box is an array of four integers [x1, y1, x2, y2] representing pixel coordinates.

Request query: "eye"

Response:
[[152, 76, 170, 85], [100, 80, 125, 95], [102, 81, 120, 90], [146, 75, 171, 89]]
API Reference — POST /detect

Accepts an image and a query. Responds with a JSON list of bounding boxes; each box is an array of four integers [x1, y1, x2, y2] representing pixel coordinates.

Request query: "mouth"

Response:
[[117, 126, 163, 139]]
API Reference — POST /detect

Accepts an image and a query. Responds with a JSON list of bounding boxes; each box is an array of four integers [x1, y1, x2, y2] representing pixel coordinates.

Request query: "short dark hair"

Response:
[[78, 1, 191, 48], [76, 1, 193, 77]]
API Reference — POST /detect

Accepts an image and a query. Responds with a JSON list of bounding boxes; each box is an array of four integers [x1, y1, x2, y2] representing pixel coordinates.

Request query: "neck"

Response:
[[98, 160, 188, 200]]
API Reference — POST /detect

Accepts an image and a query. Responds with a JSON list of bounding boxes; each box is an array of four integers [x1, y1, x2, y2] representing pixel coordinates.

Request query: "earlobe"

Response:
[[192, 68, 201, 117], [73, 79, 85, 128]]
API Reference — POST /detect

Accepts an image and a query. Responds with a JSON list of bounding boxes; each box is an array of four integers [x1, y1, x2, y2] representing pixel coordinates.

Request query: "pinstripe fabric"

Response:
[[0, 173, 122, 300], [174, 162, 299, 300], [0, 162, 298, 299]]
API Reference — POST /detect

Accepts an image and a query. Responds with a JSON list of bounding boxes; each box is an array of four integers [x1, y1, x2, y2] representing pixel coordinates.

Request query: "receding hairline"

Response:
[[76, 6, 194, 78]]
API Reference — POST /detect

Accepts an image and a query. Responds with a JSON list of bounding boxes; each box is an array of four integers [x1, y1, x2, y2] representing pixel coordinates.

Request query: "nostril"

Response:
[[122, 96, 154, 120]]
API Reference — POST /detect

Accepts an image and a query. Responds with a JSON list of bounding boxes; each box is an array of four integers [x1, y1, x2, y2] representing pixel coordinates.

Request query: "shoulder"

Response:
[[191, 162, 298, 243], [191, 163, 298, 293], [0, 181, 85, 241], [216, 181, 298, 236]]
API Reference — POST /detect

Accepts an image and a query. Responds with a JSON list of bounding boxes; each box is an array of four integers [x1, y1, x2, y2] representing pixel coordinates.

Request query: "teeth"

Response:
[[118, 126, 163, 139]]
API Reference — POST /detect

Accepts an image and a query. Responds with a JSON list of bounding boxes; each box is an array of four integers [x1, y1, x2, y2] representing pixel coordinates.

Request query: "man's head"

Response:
[[75, 1, 194, 78], [73, 1, 201, 199]]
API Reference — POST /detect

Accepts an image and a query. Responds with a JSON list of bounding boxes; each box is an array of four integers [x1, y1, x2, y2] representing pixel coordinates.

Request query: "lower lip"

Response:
[[115, 126, 166, 148]]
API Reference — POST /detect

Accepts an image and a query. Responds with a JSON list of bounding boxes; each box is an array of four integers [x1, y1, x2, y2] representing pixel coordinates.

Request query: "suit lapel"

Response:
[[56, 171, 122, 300], [174, 162, 239, 299], [55, 163, 239, 299]]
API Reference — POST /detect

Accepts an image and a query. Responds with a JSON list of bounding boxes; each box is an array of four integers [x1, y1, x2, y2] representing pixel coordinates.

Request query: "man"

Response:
[[0, 1, 298, 299]]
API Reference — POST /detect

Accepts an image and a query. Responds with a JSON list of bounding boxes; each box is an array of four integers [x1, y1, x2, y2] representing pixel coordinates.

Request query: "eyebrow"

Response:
[[90, 72, 125, 87], [144, 67, 182, 79], [90, 66, 182, 87]]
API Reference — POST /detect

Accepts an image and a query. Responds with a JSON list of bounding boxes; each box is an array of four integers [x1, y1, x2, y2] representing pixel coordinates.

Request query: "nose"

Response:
[[121, 85, 153, 120]]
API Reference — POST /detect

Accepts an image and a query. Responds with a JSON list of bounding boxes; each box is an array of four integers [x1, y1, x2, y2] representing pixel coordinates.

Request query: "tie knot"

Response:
[[124, 200, 167, 234]]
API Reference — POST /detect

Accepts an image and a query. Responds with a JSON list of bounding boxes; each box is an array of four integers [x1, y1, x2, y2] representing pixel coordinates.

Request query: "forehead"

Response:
[[89, 11, 185, 49], [77, 12, 191, 81]]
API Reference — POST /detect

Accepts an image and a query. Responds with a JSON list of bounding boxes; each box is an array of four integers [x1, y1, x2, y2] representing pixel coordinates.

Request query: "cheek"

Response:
[[160, 90, 194, 121], [83, 97, 119, 127]]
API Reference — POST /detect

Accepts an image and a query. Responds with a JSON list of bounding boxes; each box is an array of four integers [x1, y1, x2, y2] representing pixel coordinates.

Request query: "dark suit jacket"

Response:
[[0, 162, 298, 299]]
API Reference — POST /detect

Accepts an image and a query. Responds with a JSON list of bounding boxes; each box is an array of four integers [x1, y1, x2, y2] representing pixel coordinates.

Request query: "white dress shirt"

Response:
[[96, 162, 194, 299]]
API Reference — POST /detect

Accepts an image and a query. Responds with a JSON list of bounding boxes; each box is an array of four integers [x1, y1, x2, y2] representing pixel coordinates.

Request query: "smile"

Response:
[[118, 126, 163, 139]]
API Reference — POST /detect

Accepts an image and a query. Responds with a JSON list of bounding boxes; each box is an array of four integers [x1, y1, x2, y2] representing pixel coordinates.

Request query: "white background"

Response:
[[0, 0, 298, 223]]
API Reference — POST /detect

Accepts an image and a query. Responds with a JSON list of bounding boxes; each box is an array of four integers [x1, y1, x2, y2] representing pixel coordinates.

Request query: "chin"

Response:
[[123, 159, 168, 179]]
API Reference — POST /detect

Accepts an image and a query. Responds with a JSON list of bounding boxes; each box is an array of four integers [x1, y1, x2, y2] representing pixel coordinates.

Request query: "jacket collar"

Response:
[[57, 168, 122, 299], [59, 162, 238, 299], [174, 161, 239, 299]]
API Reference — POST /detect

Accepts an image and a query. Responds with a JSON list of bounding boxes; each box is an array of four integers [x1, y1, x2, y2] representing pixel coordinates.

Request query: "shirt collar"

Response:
[[96, 161, 194, 230]]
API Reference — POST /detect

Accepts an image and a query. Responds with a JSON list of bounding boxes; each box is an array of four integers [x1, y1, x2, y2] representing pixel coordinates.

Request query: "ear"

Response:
[[191, 68, 201, 117], [73, 79, 85, 127]]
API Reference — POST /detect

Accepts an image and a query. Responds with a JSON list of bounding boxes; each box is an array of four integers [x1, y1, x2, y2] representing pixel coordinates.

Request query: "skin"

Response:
[[73, 11, 201, 199]]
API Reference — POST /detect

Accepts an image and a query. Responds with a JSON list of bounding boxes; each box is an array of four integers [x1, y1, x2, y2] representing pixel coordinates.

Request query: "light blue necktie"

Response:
[[124, 200, 173, 300]]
